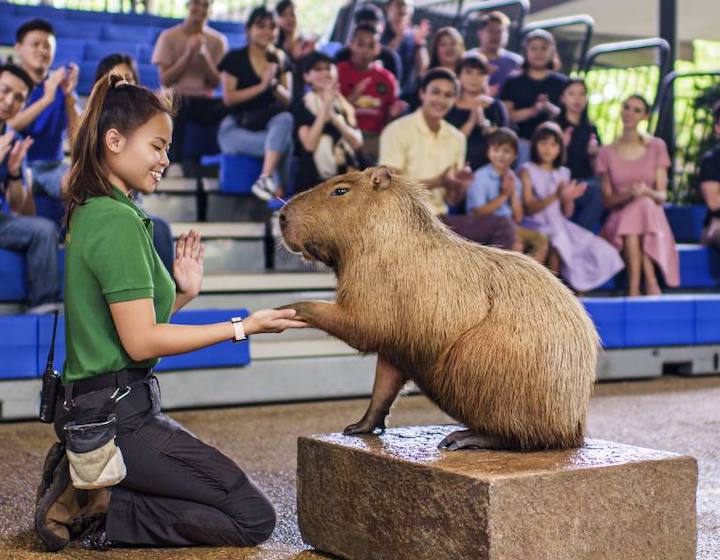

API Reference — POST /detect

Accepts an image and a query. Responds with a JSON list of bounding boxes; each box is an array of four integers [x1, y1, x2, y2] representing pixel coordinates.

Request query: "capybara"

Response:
[[278, 166, 598, 450]]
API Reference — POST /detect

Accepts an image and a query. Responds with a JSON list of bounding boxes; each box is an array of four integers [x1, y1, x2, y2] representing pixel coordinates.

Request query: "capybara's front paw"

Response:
[[276, 302, 312, 324], [343, 416, 387, 436]]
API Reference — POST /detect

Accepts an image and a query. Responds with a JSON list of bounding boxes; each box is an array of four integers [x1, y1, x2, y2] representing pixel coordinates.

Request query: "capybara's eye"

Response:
[[331, 187, 350, 197]]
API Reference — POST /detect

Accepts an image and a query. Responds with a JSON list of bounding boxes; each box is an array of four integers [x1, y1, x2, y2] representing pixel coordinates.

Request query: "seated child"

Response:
[[467, 128, 548, 262], [520, 122, 624, 292]]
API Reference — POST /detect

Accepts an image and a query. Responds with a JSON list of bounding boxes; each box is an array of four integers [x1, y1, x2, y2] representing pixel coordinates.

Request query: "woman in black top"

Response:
[[555, 78, 604, 231], [501, 29, 568, 165], [445, 53, 508, 171], [217, 7, 294, 200]]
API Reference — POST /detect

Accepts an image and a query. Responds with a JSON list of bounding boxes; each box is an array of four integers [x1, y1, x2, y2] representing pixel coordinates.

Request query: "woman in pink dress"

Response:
[[520, 123, 624, 292], [597, 94, 680, 296]]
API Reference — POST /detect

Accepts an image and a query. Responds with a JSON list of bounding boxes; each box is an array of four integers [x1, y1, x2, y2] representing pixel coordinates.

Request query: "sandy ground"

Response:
[[1, 374, 718, 559]]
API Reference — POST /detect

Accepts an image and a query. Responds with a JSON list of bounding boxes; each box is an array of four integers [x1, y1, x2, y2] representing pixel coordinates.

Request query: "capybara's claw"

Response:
[[438, 429, 505, 451], [343, 420, 385, 436]]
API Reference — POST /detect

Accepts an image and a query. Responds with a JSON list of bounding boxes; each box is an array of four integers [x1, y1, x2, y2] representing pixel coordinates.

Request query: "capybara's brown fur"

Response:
[[279, 167, 598, 450]]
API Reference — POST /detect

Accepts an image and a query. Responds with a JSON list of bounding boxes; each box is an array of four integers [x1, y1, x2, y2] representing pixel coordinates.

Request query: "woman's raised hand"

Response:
[[174, 229, 205, 298]]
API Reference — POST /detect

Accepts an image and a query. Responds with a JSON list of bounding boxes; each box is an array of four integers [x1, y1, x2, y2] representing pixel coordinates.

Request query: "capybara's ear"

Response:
[[370, 166, 393, 191]]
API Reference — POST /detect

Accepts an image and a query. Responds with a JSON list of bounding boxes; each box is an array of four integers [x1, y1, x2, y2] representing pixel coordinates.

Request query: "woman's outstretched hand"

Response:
[[244, 309, 309, 335], [174, 229, 205, 298]]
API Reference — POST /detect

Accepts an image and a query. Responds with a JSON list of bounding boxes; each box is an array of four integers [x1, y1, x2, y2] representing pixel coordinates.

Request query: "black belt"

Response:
[[64, 368, 152, 399]]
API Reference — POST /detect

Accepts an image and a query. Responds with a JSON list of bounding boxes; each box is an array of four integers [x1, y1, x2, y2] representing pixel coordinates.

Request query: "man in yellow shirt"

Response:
[[379, 67, 515, 249]]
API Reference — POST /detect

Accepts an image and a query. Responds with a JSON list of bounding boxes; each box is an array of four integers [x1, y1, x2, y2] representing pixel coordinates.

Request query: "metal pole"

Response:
[[658, 0, 676, 190]]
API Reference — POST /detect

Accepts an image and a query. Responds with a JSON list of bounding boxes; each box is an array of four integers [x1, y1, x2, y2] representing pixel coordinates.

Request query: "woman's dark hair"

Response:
[[247, 6, 275, 28], [16, 18, 54, 43], [275, 0, 294, 16], [625, 93, 651, 114], [558, 78, 590, 125], [94, 53, 139, 86], [521, 28, 556, 72], [530, 121, 565, 168], [429, 27, 465, 70], [66, 74, 175, 221]]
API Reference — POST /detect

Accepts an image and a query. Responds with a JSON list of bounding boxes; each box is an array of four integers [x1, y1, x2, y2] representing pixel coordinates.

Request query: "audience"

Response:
[[555, 78, 603, 231], [428, 27, 464, 72], [10, 19, 79, 202], [444, 53, 508, 171], [334, 4, 402, 81], [152, 0, 228, 174], [467, 127, 548, 261], [293, 52, 363, 193], [337, 24, 402, 163], [379, 68, 515, 250], [0, 63, 60, 313], [473, 11, 523, 97], [699, 101, 720, 248], [217, 6, 294, 201], [597, 94, 679, 295], [381, 0, 430, 100], [501, 29, 567, 167], [520, 122, 623, 292]]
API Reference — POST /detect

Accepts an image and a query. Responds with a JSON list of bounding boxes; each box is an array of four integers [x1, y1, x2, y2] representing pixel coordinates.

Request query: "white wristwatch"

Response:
[[231, 316, 247, 342]]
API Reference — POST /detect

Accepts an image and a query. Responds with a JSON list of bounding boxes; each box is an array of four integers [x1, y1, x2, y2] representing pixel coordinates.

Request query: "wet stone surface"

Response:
[[299, 429, 697, 560], [0, 375, 719, 559]]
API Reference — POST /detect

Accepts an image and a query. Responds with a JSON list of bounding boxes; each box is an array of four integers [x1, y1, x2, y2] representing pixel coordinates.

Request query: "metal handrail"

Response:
[[521, 14, 594, 71]]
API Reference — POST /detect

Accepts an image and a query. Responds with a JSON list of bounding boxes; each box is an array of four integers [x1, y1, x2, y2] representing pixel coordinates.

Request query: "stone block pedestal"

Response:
[[297, 425, 697, 560]]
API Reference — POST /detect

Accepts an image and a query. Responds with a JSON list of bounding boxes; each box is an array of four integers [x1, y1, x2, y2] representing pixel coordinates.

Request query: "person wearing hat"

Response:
[[500, 28, 568, 168], [293, 51, 363, 193]]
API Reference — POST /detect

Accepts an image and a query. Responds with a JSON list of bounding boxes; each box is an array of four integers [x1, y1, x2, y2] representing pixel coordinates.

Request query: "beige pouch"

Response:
[[64, 414, 126, 490]]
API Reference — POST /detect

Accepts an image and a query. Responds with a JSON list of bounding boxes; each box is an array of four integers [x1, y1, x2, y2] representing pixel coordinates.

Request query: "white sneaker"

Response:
[[251, 175, 277, 201], [26, 302, 63, 315]]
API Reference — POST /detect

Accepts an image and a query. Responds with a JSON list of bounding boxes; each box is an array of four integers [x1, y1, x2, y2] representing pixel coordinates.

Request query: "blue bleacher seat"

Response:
[[136, 44, 153, 64], [54, 21, 103, 41], [625, 296, 696, 347], [318, 41, 344, 58], [154, 309, 250, 371], [54, 39, 87, 67], [0, 316, 39, 379], [677, 244, 720, 289], [582, 298, 625, 349], [665, 204, 706, 243], [219, 154, 263, 193], [694, 295, 720, 344], [224, 32, 246, 49], [137, 63, 160, 90], [209, 20, 244, 34], [83, 40, 139, 62], [0, 16, 26, 46], [77, 61, 98, 96], [101, 23, 157, 43], [183, 122, 220, 159], [0, 249, 28, 302]]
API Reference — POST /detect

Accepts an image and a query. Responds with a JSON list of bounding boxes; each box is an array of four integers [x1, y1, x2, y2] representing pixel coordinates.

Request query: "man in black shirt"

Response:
[[700, 101, 720, 247], [334, 4, 402, 80]]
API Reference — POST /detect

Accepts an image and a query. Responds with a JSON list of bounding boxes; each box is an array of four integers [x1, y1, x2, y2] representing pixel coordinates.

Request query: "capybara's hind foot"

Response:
[[438, 429, 507, 451]]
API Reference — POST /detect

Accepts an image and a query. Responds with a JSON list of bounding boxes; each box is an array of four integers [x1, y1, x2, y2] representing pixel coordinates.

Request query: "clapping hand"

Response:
[[0, 130, 15, 163], [60, 63, 79, 95], [186, 33, 205, 55], [562, 126, 574, 147], [444, 164, 473, 191], [43, 67, 65, 101], [559, 180, 587, 202], [7, 137, 33, 176], [587, 133, 599, 156], [174, 229, 205, 298], [630, 181, 650, 198], [413, 19, 432, 46], [389, 99, 409, 118], [501, 170, 517, 198]]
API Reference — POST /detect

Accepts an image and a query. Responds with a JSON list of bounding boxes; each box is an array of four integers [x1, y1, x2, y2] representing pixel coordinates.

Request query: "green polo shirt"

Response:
[[63, 187, 175, 382]]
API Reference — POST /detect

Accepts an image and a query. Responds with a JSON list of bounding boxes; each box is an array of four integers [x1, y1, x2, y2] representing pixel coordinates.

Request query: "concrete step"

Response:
[[170, 222, 265, 239], [199, 272, 336, 293]]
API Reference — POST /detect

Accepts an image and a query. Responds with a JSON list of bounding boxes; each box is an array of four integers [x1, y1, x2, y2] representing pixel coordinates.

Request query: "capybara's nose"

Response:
[[278, 211, 288, 230]]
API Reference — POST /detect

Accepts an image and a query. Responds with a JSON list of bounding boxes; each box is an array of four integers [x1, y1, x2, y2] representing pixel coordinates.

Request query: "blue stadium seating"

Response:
[[665, 204, 706, 243], [219, 154, 263, 193], [54, 39, 88, 67], [0, 249, 28, 302], [0, 315, 40, 379], [183, 122, 220, 159], [581, 298, 625, 349]]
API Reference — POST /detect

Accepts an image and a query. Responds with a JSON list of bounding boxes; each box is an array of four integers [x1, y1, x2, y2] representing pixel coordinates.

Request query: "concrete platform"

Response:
[[298, 428, 697, 560]]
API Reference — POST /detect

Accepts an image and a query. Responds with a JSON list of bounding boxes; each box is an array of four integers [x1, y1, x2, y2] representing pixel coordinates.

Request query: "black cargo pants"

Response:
[[53, 375, 276, 547]]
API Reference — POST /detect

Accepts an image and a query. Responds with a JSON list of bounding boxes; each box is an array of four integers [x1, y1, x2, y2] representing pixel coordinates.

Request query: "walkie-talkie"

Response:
[[39, 310, 61, 423]]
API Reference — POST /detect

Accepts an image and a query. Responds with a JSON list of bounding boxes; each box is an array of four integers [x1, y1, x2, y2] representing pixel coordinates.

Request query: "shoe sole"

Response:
[[251, 184, 275, 201], [35, 456, 71, 552], [36, 442, 66, 506]]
